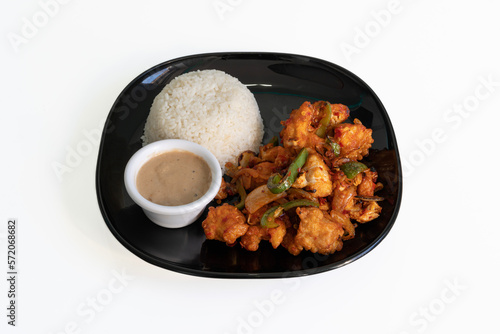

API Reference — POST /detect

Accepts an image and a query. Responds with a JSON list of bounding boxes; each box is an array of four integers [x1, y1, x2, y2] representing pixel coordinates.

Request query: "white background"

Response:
[[1, 0, 499, 333]]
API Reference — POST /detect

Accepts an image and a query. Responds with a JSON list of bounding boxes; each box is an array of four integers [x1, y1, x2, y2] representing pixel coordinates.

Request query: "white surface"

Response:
[[1, 0, 499, 333]]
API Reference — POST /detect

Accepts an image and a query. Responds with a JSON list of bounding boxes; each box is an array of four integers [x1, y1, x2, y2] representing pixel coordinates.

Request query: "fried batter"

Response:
[[240, 217, 287, 251], [205, 100, 383, 256], [350, 201, 382, 223], [331, 119, 374, 165], [259, 145, 291, 169], [295, 207, 344, 255], [202, 204, 249, 246], [328, 102, 350, 128], [292, 149, 333, 197], [280, 225, 303, 256], [280, 102, 324, 151], [357, 169, 378, 197]]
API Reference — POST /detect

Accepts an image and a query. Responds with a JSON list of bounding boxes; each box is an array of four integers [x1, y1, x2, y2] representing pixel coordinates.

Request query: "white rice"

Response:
[[142, 69, 264, 169]]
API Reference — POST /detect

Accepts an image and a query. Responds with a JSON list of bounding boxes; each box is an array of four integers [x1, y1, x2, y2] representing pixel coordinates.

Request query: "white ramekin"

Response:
[[124, 139, 222, 228]]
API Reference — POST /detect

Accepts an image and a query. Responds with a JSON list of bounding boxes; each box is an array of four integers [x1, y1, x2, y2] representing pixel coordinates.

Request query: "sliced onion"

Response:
[[244, 184, 287, 214], [287, 188, 318, 203]]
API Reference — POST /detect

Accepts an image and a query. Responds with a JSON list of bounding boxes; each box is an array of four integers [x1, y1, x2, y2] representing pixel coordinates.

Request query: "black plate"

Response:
[[96, 52, 402, 278]]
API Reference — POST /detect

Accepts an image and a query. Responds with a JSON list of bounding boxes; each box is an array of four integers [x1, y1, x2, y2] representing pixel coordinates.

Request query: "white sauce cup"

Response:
[[124, 139, 222, 228]]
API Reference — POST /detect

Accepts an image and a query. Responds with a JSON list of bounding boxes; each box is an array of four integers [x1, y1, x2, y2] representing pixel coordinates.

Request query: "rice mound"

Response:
[[142, 69, 264, 169]]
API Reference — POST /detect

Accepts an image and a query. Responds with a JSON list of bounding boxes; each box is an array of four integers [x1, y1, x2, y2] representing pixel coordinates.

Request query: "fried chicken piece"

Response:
[[357, 169, 378, 197], [331, 169, 382, 224], [327, 102, 350, 128], [240, 217, 287, 251], [259, 145, 291, 169], [292, 149, 333, 197], [265, 217, 287, 248], [281, 224, 303, 256], [253, 162, 277, 184], [239, 226, 266, 251], [295, 207, 344, 255], [280, 101, 324, 151], [330, 119, 374, 165], [280, 101, 351, 153], [349, 201, 382, 223], [202, 204, 249, 246]]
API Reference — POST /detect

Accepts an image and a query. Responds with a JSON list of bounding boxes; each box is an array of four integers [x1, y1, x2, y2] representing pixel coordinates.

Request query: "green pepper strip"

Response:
[[315, 102, 332, 138], [234, 179, 247, 210], [261, 199, 319, 228], [340, 161, 368, 179], [326, 135, 341, 156], [260, 206, 283, 228], [267, 148, 309, 194]]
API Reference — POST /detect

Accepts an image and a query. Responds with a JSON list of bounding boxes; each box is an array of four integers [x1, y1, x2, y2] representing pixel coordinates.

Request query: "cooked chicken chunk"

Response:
[[292, 149, 333, 197], [281, 226, 303, 256], [331, 169, 382, 224], [357, 169, 378, 197], [350, 201, 382, 223], [295, 207, 344, 255], [280, 101, 324, 151], [330, 119, 373, 165], [328, 102, 350, 128], [240, 217, 287, 251], [202, 204, 249, 246], [202, 100, 383, 256], [259, 145, 291, 169]]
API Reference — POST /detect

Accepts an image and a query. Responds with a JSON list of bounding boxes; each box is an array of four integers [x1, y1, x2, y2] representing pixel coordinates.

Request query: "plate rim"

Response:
[[95, 51, 403, 279]]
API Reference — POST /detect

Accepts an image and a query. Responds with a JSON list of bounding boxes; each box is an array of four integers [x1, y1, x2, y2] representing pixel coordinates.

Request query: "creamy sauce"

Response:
[[136, 150, 212, 206]]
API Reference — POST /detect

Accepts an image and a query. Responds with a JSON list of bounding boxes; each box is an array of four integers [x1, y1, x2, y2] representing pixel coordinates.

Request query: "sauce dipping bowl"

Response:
[[124, 139, 222, 228]]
